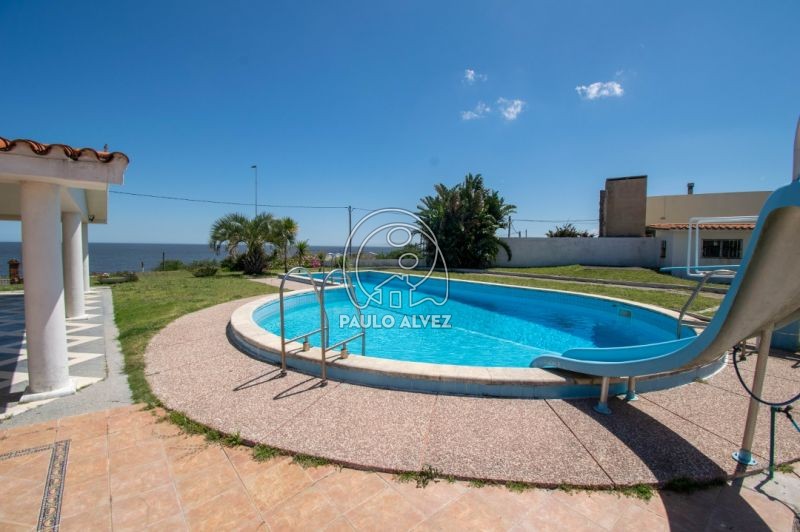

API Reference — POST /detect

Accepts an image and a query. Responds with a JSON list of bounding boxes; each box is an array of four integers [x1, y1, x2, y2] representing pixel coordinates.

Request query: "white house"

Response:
[[0, 137, 128, 402]]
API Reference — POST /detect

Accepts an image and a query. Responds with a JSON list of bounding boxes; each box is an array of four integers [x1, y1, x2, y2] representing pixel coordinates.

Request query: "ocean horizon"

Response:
[[0, 242, 391, 276]]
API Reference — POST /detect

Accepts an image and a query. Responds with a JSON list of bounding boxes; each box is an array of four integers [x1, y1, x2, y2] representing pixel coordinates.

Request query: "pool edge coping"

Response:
[[230, 276, 722, 392]]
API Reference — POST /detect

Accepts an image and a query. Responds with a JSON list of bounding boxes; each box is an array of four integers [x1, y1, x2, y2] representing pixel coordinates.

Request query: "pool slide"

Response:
[[532, 118, 800, 464], [531, 178, 800, 378]]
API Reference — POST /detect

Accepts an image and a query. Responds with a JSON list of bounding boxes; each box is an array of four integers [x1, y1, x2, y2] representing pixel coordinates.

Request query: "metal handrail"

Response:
[[279, 267, 324, 376], [319, 269, 366, 382], [677, 269, 737, 338]]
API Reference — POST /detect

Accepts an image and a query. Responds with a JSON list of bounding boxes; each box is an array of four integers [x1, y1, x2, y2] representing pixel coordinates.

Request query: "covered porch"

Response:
[[0, 137, 128, 403]]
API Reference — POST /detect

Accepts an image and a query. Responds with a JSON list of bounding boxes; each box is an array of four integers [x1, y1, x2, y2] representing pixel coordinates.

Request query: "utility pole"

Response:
[[251, 165, 258, 217], [347, 205, 353, 258], [507, 216, 512, 238]]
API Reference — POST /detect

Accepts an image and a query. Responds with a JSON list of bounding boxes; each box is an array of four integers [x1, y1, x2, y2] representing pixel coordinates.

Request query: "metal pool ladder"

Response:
[[278, 267, 366, 384], [676, 268, 736, 338]]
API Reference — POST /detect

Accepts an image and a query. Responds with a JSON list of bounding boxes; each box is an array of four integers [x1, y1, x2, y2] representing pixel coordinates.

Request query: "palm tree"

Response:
[[294, 240, 310, 267], [209, 213, 274, 274], [273, 217, 299, 273], [417, 174, 515, 268]]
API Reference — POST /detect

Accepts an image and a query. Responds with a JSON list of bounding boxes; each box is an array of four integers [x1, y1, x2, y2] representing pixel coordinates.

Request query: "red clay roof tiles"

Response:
[[0, 136, 128, 163], [648, 222, 756, 231]]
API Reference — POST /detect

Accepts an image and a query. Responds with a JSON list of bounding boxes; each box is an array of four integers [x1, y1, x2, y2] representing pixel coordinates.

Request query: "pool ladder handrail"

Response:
[[676, 268, 737, 338], [319, 269, 366, 382], [279, 267, 326, 377]]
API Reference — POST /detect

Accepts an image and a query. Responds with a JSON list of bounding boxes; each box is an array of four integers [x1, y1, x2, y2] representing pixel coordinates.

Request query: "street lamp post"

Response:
[[251, 164, 258, 217]]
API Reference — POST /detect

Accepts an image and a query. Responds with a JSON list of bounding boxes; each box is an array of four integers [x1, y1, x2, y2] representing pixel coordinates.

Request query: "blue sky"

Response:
[[0, 1, 797, 244]]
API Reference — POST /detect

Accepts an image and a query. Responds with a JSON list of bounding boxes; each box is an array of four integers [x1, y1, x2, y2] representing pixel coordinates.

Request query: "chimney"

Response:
[[687, 182, 695, 195]]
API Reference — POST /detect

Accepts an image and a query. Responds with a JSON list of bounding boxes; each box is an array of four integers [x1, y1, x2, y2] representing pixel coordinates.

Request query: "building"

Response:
[[646, 189, 770, 274], [0, 137, 128, 402], [598, 175, 647, 237], [598, 177, 770, 276]]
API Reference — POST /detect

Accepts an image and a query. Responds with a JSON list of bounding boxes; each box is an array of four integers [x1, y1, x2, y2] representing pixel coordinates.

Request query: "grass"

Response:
[[490, 265, 725, 289], [775, 463, 795, 474], [292, 454, 331, 468], [111, 270, 275, 404], [252, 445, 282, 462], [396, 465, 440, 488], [382, 268, 720, 315], [618, 484, 654, 501]]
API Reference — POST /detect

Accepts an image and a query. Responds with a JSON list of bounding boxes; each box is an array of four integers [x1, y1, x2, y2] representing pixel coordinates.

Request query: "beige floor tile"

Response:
[[111, 484, 183, 531]]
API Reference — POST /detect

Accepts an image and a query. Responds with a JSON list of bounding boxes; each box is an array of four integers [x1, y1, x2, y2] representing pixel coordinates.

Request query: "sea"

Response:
[[0, 242, 387, 275]]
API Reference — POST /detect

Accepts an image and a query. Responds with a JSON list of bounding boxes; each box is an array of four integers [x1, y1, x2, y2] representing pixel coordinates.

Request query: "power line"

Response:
[[110, 191, 599, 223], [110, 190, 347, 209]]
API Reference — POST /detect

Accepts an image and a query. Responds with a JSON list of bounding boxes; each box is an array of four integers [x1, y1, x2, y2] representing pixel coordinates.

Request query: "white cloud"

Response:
[[496, 98, 525, 121], [461, 101, 491, 120], [575, 81, 624, 100], [463, 68, 487, 85]]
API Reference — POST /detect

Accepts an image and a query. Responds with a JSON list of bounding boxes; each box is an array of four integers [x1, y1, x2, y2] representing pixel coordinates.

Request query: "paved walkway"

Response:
[[145, 298, 800, 488], [0, 404, 796, 531], [0, 289, 131, 422]]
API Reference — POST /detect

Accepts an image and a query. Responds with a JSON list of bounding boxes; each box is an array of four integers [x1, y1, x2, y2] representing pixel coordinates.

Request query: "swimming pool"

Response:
[[231, 271, 723, 398], [255, 271, 696, 368]]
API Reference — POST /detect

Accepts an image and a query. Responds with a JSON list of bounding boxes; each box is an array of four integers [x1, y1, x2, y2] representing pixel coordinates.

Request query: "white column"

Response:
[[82, 221, 90, 293], [62, 212, 85, 319], [19, 181, 74, 400]]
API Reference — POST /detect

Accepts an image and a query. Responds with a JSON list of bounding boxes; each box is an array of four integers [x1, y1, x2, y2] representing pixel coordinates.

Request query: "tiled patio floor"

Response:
[[145, 298, 800, 488], [0, 291, 110, 419], [0, 404, 796, 531]]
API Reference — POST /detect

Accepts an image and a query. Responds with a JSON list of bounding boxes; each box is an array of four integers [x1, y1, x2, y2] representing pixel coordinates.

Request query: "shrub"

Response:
[[97, 271, 138, 284], [220, 254, 245, 271], [188, 260, 218, 278], [154, 259, 185, 271]]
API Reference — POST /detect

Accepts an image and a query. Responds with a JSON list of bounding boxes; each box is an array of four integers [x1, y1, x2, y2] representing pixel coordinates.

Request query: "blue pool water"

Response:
[[255, 271, 695, 368]]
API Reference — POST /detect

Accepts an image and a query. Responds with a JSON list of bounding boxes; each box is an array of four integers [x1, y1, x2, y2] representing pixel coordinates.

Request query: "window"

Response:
[[660, 240, 667, 259], [702, 239, 742, 259]]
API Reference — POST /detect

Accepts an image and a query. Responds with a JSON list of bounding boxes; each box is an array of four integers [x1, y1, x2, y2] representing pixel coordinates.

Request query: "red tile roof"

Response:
[[0, 136, 128, 163], [648, 222, 756, 231]]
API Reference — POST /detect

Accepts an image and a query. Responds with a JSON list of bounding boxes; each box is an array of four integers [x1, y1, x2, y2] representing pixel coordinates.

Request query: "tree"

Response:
[[416, 173, 515, 269], [294, 240, 310, 267], [209, 213, 275, 274], [273, 217, 299, 273], [546, 223, 595, 238]]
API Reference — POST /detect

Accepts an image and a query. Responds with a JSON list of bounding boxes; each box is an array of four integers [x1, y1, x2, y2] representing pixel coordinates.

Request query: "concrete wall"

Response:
[[646, 191, 770, 225], [494, 237, 659, 268], [599, 175, 647, 237]]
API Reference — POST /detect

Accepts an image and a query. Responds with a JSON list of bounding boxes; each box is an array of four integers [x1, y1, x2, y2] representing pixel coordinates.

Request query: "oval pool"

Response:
[[253, 271, 697, 368]]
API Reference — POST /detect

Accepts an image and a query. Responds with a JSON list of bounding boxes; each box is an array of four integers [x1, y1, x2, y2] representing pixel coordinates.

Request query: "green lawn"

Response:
[[0, 283, 22, 292], [380, 269, 721, 315], [110, 268, 718, 405], [490, 265, 724, 288], [111, 270, 276, 404]]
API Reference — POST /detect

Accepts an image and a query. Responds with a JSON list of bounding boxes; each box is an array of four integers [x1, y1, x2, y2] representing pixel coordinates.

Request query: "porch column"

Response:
[[82, 221, 90, 293], [62, 212, 86, 319], [19, 181, 74, 400]]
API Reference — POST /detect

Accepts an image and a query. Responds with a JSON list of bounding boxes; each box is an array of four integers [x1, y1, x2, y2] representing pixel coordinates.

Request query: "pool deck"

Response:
[[145, 297, 800, 488]]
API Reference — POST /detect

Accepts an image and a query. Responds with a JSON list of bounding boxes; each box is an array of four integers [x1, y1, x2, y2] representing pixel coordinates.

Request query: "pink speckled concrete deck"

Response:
[[144, 297, 800, 487]]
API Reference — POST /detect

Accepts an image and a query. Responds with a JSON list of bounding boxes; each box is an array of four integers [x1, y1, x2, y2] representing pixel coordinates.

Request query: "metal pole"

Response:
[[792, 115, 799, 182], [734, 325, 774, 465], [320, 288, 327, 384], [508, 217, 511, 238], [594, 377, 612, 415], [348, 205, 352, 259], [251, 165, 258, 217], [768, 406, 777, 479]]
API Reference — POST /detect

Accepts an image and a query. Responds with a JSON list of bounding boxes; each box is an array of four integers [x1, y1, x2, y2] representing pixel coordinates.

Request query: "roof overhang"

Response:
[[0, 137, 129, 224]]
